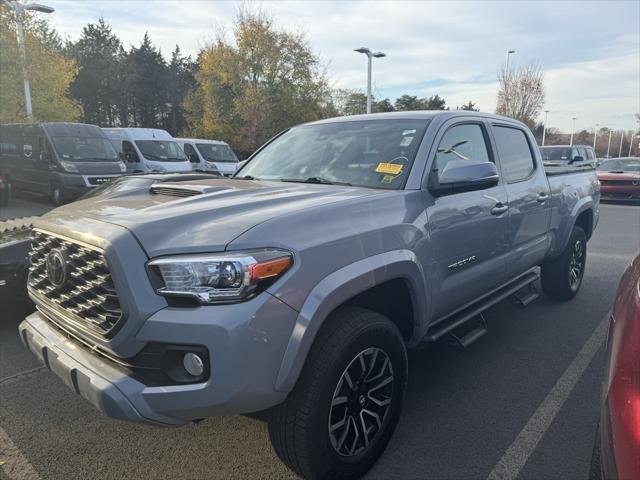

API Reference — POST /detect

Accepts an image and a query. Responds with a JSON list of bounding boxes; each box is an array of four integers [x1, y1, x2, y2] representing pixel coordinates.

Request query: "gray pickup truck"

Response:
[[19, 112, 599, 479]]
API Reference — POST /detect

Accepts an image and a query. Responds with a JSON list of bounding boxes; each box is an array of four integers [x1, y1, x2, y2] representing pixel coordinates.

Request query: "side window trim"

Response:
[[490, 123, 537, 184], [426, 120, 500, 195]]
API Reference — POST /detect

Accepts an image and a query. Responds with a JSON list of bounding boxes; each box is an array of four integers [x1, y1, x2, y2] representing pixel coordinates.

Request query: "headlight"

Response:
[[60, 160, 78, 172], [148, 249, 292, 304], [119, 161, 127, 172]]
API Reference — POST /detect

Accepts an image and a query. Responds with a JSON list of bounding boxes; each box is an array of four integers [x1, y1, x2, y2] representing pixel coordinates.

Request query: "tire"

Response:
[[541, 225, 587, 301], [268, 306, 408, 480], [51, 183, 65, 206]]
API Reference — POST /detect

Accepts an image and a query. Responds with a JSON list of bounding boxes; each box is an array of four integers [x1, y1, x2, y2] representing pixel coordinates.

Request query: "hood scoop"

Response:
[[149, 183, 216, 198]]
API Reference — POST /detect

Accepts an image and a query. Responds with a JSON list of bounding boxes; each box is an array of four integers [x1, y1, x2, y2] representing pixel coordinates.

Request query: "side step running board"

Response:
[[424, 271, 539, 343], [511, 283, 540, 309], [446, 313, 488, 350]]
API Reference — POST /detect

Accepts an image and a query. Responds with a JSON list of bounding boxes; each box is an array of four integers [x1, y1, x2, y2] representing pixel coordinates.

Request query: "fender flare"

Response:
[[274, 249, 428, 392]]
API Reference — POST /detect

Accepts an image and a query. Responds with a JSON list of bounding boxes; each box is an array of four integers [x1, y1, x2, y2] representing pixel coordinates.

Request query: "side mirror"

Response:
[[430, 160, 499, 195], [189, 153, 199, 163], [125, 152, 138, 163], [570, 155, 584, 164]]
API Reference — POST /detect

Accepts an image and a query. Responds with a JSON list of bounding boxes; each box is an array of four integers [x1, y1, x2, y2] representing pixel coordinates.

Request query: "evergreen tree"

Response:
[[66, 18, 122, 126], [126, 32, 168, 128], [166, 45, 195, 134]]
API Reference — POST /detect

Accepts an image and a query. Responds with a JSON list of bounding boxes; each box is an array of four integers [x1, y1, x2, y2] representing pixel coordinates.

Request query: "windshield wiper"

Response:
[[280, 177, 352, 186]]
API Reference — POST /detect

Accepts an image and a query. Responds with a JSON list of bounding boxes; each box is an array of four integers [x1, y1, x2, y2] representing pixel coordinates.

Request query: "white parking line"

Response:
[[486, 311, 610, 480], [0, 426, 41, 480]]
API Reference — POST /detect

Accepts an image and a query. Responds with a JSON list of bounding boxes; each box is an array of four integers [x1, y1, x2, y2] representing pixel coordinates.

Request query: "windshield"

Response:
[[51, 136, 119, 162], [135, 140, 187, 162], [237, 119, 429, 189], [597, 159, 640, 172], [196, 143, 238, 163], [540, 147, 572, 162]]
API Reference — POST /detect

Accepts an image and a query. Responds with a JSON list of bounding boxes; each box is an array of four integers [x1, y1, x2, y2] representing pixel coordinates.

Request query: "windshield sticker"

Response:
[[381, 174, 395, 183], [402, 129, 416, 135], [400, 136, 414, 147], [375, 163, 403, 175], [23, 144, 32, 157]]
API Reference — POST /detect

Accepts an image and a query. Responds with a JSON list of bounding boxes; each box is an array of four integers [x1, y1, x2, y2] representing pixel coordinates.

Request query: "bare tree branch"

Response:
[[496, 61, 545, 128]]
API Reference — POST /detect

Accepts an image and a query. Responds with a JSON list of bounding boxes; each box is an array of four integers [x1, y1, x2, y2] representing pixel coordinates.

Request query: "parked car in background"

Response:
[[591, 253, 640, 480], [103, 128, 191, 174], [175, 138, 239, 176], [20, 112, 600, 479], [0, 173, 9, 206], [596, 158, 640, 201], [540, 144, 597, 168], [0, 123, 125, 204]]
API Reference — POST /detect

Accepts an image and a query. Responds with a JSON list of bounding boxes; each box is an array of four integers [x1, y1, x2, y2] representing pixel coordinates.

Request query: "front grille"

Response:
[[600, 179, 637, 186], [28, 231, 123, 336], [87, 176, 115, 186]]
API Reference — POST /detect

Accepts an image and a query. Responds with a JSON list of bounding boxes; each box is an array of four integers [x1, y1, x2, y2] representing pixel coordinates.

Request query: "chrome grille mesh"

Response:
[[28, 231, 123, 335]]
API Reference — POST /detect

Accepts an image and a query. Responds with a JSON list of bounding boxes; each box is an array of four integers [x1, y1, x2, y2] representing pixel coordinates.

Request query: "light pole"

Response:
[[542, 110, 549, 146], [607, 129, 613, 158], [2, 0, 55, 121], [592, 123, 599, 153], [354, 47, 386, 114], [504, 49, 515, 114], [618, 131, 624, 158], [569, 117, 576, 146], [629, 134, 636, 157]]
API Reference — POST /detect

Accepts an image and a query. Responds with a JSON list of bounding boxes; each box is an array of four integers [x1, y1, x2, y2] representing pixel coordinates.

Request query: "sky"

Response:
[[46, 0, 640, 133]]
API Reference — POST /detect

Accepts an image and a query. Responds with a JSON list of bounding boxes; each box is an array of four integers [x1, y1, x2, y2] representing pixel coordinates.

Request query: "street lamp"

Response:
[[607, 129, 613, 158], [569, 117, 576, 146], [629, 134, 636, 157], [592, 123, 599, 153], [542, 109, 549, 146], [2, 0, 54, 121], [618, 131, 624, 158], [354, 47, 386, 114], [504, 50, 515, 114]]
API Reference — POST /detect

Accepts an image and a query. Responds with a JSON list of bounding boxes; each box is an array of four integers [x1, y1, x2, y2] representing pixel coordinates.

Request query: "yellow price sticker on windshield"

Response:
[[375, 163, 403, 175]]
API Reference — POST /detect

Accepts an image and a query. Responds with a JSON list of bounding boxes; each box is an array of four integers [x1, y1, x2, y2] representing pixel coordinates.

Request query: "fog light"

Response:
[[183, 352, 204, 376]]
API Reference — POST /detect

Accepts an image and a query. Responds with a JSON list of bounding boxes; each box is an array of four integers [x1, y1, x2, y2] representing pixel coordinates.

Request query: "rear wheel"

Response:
[[268, 306, 407, 480], [541, 225, 587, 300]]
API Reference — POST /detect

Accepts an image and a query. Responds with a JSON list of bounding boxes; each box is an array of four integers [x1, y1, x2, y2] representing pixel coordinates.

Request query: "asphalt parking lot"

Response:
[[0, 201, 638, 480]]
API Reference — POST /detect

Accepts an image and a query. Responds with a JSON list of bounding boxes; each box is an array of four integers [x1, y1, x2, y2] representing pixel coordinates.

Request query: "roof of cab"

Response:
[[304, 110, 527, 128], [175, 138, 228, 146], [102, 127, 174, 141]]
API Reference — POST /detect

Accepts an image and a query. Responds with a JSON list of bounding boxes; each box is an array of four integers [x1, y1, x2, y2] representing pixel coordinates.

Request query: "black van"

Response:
[[0, 123, 125, 204]]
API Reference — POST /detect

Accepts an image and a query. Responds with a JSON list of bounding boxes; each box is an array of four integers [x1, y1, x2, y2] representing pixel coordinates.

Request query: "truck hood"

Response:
[[43, 178, 385, 257]]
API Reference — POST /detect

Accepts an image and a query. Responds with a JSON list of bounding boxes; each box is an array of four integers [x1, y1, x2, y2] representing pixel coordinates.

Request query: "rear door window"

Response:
[[492, 126, 535, 182]]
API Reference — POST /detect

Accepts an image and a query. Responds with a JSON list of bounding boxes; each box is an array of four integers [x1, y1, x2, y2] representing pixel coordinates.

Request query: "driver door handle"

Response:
[[490, 202, 509, 215], [537, 192, 550, 203]]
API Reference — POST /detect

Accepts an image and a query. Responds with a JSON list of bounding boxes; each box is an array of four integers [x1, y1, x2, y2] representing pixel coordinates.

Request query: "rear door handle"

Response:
[[537, 192, 550, 203], [490, 203, 509, 215]]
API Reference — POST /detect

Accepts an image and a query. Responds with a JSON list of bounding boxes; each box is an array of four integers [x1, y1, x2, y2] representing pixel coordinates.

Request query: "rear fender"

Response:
[[548, 198, 594, 259]]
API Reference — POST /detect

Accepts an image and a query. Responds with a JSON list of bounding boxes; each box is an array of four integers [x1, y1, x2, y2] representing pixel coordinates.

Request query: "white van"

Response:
[[103, 128, 191, 173], [175, 138, 239, 176]]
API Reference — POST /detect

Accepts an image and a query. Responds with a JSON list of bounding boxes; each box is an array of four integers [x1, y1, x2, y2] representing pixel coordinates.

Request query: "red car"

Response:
[[591, 253, 640, 479], [596, 158, 640, 201]]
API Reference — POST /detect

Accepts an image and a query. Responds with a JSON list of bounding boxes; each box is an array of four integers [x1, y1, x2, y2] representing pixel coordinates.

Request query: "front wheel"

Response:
[[51, 183, 66, 205], [541, 225, 587, 301], [268, 306, 408, 480]]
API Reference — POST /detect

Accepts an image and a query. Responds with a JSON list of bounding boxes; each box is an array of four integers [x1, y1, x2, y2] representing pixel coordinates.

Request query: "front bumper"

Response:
[[599, 185, 640, 200], [19, 291, 298, 426]]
